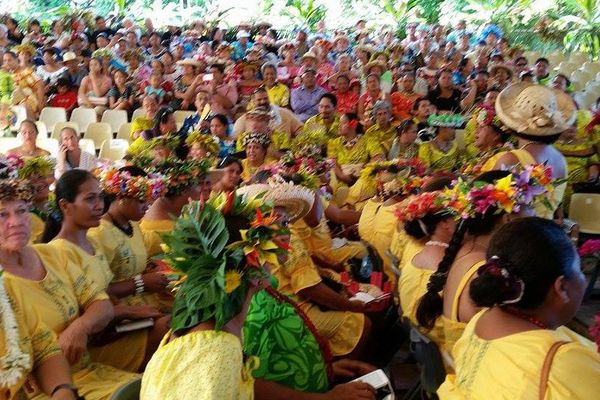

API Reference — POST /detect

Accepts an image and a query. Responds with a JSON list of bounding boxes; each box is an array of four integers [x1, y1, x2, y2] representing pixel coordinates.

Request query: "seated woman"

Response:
[[236, 107, 291, 157], [130, 95, 159, 140], [0, 165, 79, 400], [55, 126, 98, 180], [107, 69, 135, 112], [139, 158, 210, 257], [7, 120, 49, 159], [395, 191, 457, 346], [418, 118, 462, 172], [327, 113, 384, 189], [482, 83, 575, 218], [390, 72, 422, 121], [438, 217, 600, 398], [238, 182, 374, 360], [212, 156, 244, 194], [128, 107, 179, 156], [185, 130, 220, 165], [77, 57, 112, 118], [416, 168, 561, 360], [89, 166, 172, 313], [239, 131, 276, 183], [388, 119, 419, 160], [12, 156, 55, 244], [0, 163, 139, 399], [42, 170, 169, 373]]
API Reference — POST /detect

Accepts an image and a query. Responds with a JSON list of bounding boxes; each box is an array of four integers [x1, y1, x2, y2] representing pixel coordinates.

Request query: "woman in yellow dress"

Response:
[[438, 218, 600, 399], [139, 158, 210, 257], [236, 107, 291, 157], [416, 168, 561, 360], [239, 131, 276, 183], [327, 113, 384, 190], [0, 157, 138, 400], [358, 161, 425, 284], [482, 82, 576, 218], [89, 166, 172, 312], [0, 169, 79, 400], [185, 130, 220, 165], [43, 170, 168, 373], [394, 191, 456, 349], [140, 192, 291, 399], [417, 123, 461, 172]]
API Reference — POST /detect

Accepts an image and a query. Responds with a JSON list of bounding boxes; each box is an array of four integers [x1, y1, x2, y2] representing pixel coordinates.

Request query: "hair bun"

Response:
[[470, 256, 525, 307]]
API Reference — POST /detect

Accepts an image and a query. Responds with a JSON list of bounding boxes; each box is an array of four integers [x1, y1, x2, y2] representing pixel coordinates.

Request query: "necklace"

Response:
[[502, 307, 547, 329], [425, 240, 449, 248], [0, 267, 32, 387], [342, 135, 360, 149]]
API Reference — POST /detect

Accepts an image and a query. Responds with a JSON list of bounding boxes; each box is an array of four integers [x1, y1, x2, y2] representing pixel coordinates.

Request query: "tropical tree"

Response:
[[551, 0, 600, 59], [281, 0, 327, 31]]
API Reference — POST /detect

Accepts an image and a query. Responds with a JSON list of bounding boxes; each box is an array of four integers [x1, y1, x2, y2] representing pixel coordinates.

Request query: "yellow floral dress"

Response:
[[438, 310, 600, 399], [273, 233, 364, 357], [239, 156, 277, 183], [292, 114, 340, 148], [140, 330, 257, 400], [417, 141, 461, 172], [49, 239, 148, 373], [29, 212, 45, 244], [89, 220, 170, 311], [235, 130, 291, 153], [364, 124, 396, 155], [3, 244, 139, 400], [1, 283, 61, 400]]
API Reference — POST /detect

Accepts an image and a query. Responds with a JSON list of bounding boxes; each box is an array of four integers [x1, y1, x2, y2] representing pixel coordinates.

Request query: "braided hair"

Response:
[[415, 170, 510, 330]]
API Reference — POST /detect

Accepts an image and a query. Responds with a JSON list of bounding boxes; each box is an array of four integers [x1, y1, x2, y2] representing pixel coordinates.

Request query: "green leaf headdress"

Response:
[[160, 192, 289, 333]]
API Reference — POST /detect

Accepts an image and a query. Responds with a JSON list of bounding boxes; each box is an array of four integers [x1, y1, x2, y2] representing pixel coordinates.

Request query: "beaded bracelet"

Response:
[[134, 274, 145, 295]]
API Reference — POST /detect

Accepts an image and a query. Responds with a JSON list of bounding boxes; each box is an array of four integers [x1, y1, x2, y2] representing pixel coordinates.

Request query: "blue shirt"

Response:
[[290, 85, 326, 123], [232, 40, 254, 61]]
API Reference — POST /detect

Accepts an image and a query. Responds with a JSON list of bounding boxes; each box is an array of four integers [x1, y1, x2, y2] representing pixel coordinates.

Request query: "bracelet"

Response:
[[51, 383, 83, 399], [134, 274, 145, 295]]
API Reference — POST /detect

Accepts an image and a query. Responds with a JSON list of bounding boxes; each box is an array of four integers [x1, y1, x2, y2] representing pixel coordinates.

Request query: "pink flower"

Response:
[[579, 239, 600, 258]]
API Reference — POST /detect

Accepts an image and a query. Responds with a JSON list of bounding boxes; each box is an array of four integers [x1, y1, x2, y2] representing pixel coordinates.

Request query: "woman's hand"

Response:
[[114, 304, 162, 321], [332, 359, 377, 379], [50, 387, 77, 400], [58, 322, 88, 365], [58, 143, 68, 163], [142, 272, 170, 293], [324, 382, 376, 400]]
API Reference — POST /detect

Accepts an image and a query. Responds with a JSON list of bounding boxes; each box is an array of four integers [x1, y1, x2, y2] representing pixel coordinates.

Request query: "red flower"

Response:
[[579, 239, 600, 257], [246, 249, 260, 267]]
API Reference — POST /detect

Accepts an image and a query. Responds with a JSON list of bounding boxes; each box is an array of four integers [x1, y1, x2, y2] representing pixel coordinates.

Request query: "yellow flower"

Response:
[[160, 243, 171, 253], [224, 271, 242, 293]]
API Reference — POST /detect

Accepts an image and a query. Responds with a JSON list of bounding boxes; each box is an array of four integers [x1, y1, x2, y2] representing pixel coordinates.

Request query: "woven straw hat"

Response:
[[237, 182, 314, 222], [495, 82, 576, 136]]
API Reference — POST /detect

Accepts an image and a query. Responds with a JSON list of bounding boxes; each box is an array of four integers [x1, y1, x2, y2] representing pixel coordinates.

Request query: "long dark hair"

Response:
[[470, 217, 578, 310], [415, 170, 510, 329], [42, 170, 95, 243]]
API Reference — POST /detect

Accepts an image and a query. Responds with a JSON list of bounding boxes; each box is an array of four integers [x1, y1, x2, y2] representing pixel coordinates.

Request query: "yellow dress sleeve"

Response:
[[29, 212, 45, 244], [366, 136, 384, 159], [327, 138, 340, 159], [285, 235, 322, 294], [272, 130, 291, 151], [545, 342, 600, 399], [236, 132, 246, 152], [418, 142, 432, 167], [88, 222, 118, 270]]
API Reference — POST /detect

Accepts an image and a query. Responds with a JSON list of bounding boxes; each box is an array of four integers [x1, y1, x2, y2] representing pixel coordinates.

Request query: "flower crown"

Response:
[[446, 164, 559, 219], [359, 158, 426, 198], [242, 131, 271, 148], [0, 155, 32, 202], [395, 191, 453, 223], [17, 156, 55, 179], [128, 135, 181, 158], [264, 149, 333, 189], [160, 193, 289, 332], [427, 114, 465, 128], [12, 43, 37, 56], [92, 48, 113, 59], [185, 130, 220, 157], [474, 105, 505, 130], [141, 157, 211, 196], [97, 168, 167, 202]]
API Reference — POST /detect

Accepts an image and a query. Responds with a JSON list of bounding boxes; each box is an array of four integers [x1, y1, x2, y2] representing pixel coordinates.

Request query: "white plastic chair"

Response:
[[51, 122, 79, 140], [70, 107, 98, 133], [116, 123, 132, 142], [0, 137, 20, 154], [36, 138, 59, 158], [569, 194, 600, 234], [99, 139, 129, 161], [131, 108, 145, 121], [35, 121, 48, 139], [78, 138, 96, 155], [554, 62, 576, 75], [11, 105, 28, 128], [174, 110, 195, 125], [101, 109, 128, 133], [39, 107, 67, 132], [84, 122, 112, 150]]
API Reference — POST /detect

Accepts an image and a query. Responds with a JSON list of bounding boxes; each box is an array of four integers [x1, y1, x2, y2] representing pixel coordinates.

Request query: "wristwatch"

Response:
[[51, 383, 85, 400]]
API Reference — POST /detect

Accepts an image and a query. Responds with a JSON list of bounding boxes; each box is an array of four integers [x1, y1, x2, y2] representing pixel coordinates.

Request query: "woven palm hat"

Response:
[[495, 82, 576, 136], [237, 182, 314, 222]]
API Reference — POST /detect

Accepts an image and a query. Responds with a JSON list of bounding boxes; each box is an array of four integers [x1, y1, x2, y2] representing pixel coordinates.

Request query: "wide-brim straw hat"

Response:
[[237, 183, 315, 222], [489, 63, 514, 79], [301, 51, 317, 61], [177, 58, 201, 68], [495, 82, 576, 136], [364, 60, 388, 74]]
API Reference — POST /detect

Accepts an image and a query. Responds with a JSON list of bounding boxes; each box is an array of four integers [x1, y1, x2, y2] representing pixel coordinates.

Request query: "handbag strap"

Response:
[[539, 341, 569, 400]]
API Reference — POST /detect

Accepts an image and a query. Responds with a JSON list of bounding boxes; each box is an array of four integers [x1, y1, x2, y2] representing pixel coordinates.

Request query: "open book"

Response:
[[115, 318, 154, 333], [352, 369, 395, 400]]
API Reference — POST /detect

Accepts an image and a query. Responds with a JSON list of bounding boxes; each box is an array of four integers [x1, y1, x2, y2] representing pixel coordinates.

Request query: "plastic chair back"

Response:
[[569, 193, 600, 234], [78, 138, 96, 155], [132, 108, 145, 121], [70, 107, 98, 133], [101, 109, 128, 133], [37, 138, 59, 157], [409, 327, 446, 395], [39, 107, 67, 132], [84, 122, 112, 150], [51, 122, 79, 140], [99, 139, 129, 161], [110, 378, 141, 400], [116, 123, 132, 141], [0, 137, 20, 154], [35, 121, 48, 138]]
